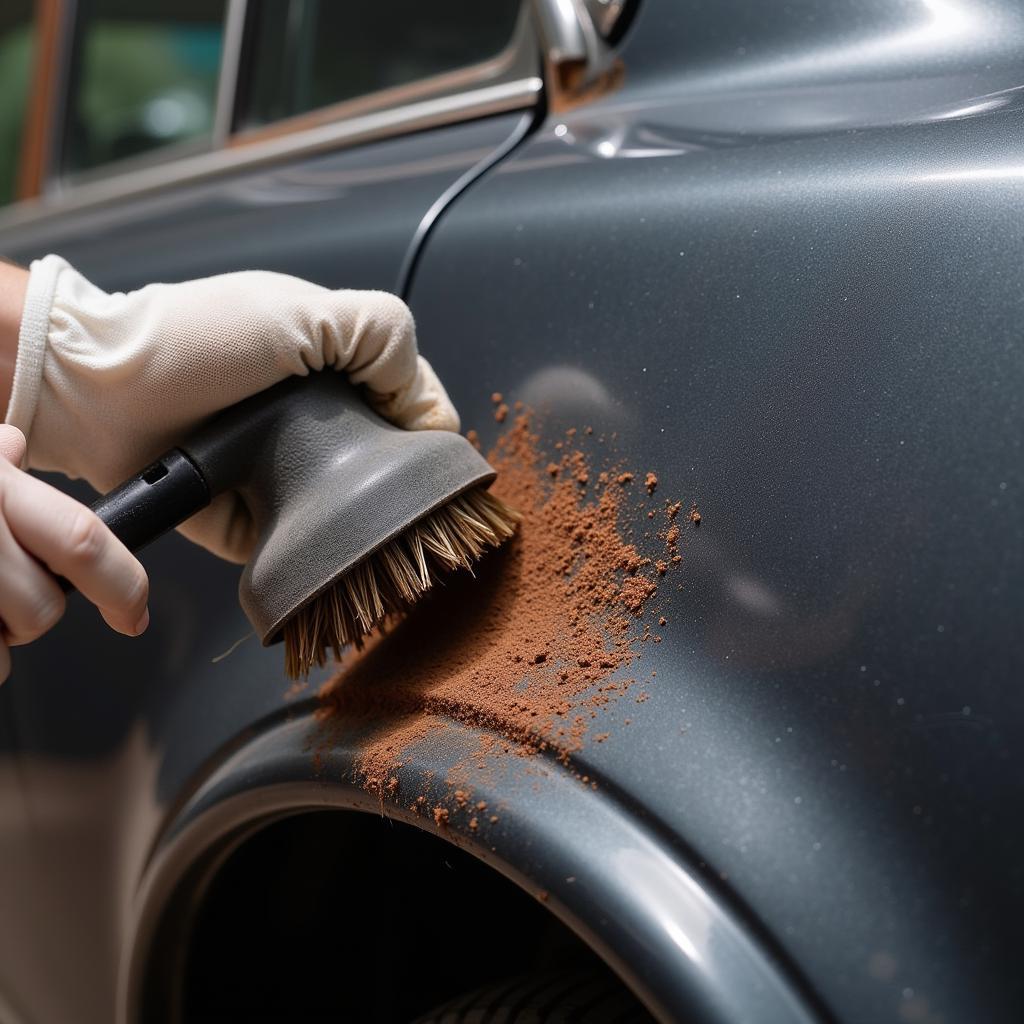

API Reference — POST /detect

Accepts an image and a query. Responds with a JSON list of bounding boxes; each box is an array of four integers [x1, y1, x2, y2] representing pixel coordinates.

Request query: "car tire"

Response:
[[413, 967, 650, 1023]]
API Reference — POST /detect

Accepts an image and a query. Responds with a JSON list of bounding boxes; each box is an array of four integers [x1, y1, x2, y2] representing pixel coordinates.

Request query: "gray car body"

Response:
[[0, 1, 1021, 1022]]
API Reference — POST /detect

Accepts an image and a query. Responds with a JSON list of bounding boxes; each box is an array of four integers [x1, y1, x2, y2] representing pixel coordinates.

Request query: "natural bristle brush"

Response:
[[65, 373, 520, 678]]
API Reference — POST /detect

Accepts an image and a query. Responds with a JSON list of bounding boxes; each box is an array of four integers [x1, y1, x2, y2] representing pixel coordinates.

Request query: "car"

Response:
[[0, 1, 1020, 1021]]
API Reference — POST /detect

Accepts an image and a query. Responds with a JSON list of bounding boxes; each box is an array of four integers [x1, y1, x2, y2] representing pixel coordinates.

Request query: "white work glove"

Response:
[[5, 255, 459, 563]]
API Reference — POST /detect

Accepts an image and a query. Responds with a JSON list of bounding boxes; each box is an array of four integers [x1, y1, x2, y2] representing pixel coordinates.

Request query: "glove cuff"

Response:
[[4, 254, 68, 447]]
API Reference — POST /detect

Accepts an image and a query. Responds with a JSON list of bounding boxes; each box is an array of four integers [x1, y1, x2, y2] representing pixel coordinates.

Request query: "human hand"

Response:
[[0, 424, 149, 684], [7, 256, 460, 563]]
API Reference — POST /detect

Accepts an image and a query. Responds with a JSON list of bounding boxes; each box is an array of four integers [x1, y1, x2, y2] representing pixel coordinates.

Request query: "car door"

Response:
[[405, 1, 1024, 1023], [0, 3, 536, 1021]]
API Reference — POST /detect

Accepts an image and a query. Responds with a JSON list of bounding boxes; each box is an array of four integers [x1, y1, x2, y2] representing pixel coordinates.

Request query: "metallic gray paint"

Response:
[[406, 3, 1024, 1021], [0, 1, 1021, 1023]]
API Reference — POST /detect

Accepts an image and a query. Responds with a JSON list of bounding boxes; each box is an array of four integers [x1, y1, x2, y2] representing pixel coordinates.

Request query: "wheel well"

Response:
[[143, 809, 649, 1022]]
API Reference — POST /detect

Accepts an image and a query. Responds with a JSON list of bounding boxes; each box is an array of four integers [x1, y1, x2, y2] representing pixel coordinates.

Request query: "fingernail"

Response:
[[133, 607, 150, 636]]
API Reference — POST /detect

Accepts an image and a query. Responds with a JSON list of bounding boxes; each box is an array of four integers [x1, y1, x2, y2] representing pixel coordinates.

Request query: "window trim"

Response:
[[15, 0, 74, 201], [228, 2, 533, 148], [0, 0, 540, 232], [211, 0, 247, 147]]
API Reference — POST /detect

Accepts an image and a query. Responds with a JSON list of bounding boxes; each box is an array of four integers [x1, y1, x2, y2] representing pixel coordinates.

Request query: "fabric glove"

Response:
[[4, 255, 459, 563]]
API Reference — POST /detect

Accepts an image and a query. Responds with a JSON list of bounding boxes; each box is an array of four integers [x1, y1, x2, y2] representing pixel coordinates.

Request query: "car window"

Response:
[[0, 1, 33, 205], [235, 0, 523, 131], [63, 0, 226, 176]]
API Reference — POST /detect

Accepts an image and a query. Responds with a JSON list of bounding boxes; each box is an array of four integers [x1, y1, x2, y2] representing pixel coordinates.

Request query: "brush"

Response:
[[281, 485, 516, 677], [64, 372, 519, 678]]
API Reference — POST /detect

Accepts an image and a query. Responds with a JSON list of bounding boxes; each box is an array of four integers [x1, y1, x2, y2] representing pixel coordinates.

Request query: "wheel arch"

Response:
[[121, 710, 825, 1024]]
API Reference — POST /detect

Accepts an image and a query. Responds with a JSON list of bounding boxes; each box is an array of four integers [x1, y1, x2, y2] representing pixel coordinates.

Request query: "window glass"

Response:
[[237, 0, 522, 130], [64, 0, 226, 175], [0, 1, 33, 205]]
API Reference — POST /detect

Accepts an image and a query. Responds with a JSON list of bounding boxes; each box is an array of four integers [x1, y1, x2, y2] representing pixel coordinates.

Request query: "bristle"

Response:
[[281, 486, 520, 678], [407, 529, 430, 589]]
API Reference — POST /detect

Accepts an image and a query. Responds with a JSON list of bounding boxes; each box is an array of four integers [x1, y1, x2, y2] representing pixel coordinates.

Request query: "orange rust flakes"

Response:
[[620, 575, 657, 614], [311, 397, 692, 819]]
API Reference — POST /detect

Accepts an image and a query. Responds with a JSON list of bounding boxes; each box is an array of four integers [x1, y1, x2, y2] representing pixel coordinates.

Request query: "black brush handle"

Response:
[[58, 449, 211, 594], [53, 377, 326, 596]]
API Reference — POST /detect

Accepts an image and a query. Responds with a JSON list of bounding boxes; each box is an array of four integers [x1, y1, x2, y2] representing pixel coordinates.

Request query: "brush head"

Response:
[[181, 372, 516, 674], [282, 484, 519, 677]]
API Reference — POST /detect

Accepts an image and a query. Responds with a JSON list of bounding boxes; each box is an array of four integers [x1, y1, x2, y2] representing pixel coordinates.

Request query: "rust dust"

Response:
[[310, 396, 700, 832]]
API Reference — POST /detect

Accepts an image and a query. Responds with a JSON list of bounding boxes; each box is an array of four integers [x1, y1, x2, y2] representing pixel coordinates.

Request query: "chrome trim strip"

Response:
[[583, 0, 629, 38], [0, 77, 541, 235], [212, 0, 249, 147], [533, 0, 589, 64]]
